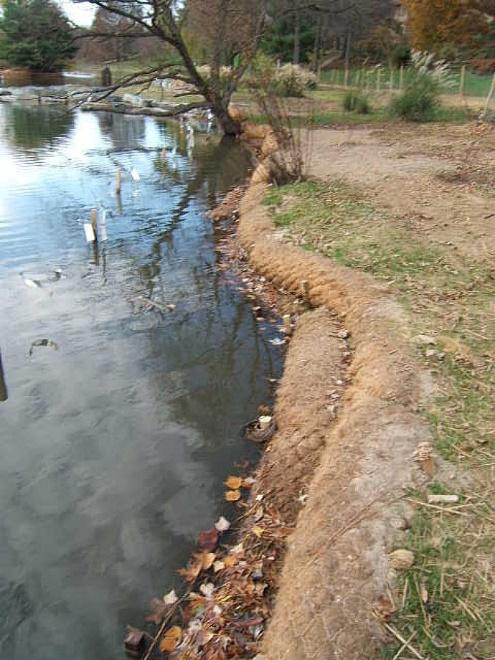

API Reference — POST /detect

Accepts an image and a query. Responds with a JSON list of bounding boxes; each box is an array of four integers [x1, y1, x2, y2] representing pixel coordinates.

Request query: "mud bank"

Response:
[[237, 178, 434, 657]]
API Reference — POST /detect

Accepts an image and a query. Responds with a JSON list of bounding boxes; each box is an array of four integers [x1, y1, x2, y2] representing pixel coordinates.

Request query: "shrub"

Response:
[[343, 91, 371, 114], [272, 64, 318, 98], [247, 56, 317, 98], [389, 50, 454, 122]]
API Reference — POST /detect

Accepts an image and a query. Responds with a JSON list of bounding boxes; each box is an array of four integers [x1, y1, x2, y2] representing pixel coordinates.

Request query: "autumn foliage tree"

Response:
[[402, 0, 490, 53]]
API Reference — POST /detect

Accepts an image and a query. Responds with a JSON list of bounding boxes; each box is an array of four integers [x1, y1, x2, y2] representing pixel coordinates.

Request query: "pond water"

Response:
[[0, 103, 281, 659]]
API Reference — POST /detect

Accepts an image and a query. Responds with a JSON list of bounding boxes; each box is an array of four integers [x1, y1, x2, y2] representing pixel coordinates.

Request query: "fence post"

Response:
[[399, 65, 405, 90], [459, 65, 466, 97], [483, 73, 495, 115]]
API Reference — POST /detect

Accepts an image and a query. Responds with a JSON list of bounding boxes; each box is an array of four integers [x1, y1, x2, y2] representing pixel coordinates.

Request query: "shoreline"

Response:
[[133, 122, 433, 656]]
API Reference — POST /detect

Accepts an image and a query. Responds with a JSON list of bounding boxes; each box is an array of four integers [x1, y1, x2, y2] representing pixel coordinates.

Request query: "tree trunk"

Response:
[[293, 5, 301, 65], [212, 100, 241, 137]]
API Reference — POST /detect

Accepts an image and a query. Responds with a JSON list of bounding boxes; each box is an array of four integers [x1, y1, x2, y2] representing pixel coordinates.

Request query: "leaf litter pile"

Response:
[[124, 188, 307, 659], [125, 471, 295, 659]]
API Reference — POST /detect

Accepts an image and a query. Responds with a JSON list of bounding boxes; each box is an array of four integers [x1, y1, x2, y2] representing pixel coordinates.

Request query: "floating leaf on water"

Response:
[[225, 476, 242, 490], [225, 490, 241, 502], [159, 626, 182, 653], [198, 528, 219, 551], [146, 598, 172, 625], [29, 339, 59, 357], [214, 516, 231, 533]]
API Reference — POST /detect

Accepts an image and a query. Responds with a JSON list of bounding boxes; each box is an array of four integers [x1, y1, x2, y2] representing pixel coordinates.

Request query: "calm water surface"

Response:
[[0, 104, 281, 659]]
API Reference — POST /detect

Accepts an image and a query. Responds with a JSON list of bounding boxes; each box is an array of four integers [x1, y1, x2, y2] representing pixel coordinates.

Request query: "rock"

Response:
[[415, 334, 436, 345], [389, 549, 415, 570], [0, 90, 12, 96]]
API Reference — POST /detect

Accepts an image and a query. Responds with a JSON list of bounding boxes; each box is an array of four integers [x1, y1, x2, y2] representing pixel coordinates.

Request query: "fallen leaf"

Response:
[[199, 582, 215, 598], [225, 476, 242, 490], [225, 489, 241, 502], [163, 589, 178, 605], [421, 456, 435, 477], [214, 516, 231, 532], [200, 552, 216, 570], [242, 477, 256, 489], [213, 560, 225, 572], [197, 629, 214, 647], [373, 594, 396, 622], [252, 526, 264, 538], [421, 584, 429, 604], [198, 528, 219, 551], [146, 598, 172, 625], [178, 557, 203, 582], [224, 555, 239, 569], [160, 626, 182, 653]]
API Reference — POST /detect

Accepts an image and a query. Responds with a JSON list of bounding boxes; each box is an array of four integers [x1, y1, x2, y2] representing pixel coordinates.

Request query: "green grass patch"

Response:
[[382, 499, 495, 659]]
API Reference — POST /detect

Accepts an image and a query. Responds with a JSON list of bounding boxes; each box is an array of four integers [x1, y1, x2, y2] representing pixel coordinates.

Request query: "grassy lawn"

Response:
[[264, 180, 495, 658]]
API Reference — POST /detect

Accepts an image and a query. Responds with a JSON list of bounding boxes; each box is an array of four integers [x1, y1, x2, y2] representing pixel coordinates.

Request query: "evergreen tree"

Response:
[[0, 0, 77, 72]]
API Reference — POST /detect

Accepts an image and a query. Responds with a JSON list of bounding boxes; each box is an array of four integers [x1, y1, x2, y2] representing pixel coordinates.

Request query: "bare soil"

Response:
[[309, 123, 495, 259]]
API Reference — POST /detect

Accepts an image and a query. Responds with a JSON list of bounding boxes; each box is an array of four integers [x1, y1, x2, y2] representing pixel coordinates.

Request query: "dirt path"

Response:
[[309, 123, 495, 259]]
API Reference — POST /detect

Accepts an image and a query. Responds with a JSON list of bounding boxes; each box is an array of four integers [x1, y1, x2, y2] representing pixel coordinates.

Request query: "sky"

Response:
[[58, 1, 96, 27]]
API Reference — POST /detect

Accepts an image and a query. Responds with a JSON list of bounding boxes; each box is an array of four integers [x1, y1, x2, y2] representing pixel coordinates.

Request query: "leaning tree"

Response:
[[73, 0, 267, 135], [72, 1, 394, 135]]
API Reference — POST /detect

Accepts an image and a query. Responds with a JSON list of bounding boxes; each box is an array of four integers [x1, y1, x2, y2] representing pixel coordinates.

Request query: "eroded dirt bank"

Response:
[[237, 181, 433, 658]]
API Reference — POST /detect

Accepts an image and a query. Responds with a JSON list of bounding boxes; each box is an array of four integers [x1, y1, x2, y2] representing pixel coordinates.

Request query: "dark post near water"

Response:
[[0, 350, 8, 402], [101, 66, 112, 87]]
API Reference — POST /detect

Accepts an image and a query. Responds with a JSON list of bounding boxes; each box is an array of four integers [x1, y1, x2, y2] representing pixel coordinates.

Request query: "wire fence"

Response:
[[320, 66, 495, 99]]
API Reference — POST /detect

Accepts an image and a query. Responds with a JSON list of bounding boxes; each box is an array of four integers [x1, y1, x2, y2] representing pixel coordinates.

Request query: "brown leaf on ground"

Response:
[[198, 528, 219, 551], [225, 490, 242, 502], [224, 554, 240, 569], [225, 476, 243, 490], [373, 594, 396, 623], [159, 625, 182, 653], [200, 552, 216, 570]]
